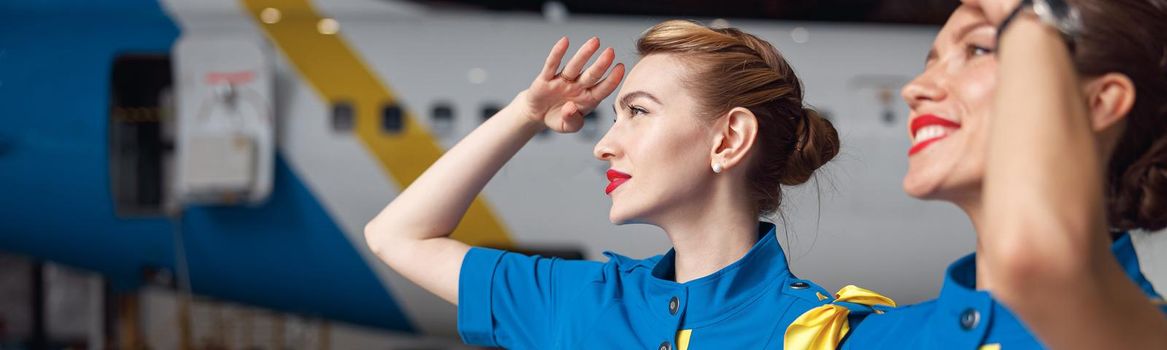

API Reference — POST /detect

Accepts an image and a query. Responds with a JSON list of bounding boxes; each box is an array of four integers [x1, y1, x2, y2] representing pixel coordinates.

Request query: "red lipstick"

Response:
[[605, 169, 631, 195], [908, 114, 961, 156], [909, 138, 944, 156], [910, 115, 961, 136]]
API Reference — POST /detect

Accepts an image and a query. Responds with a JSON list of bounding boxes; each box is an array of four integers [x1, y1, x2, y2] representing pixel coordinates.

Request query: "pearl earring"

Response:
[[712, 163, 723, 174]]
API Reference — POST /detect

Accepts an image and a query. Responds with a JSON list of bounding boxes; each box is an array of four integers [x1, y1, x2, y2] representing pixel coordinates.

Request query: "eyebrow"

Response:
[[952, 21, 992, 42], [925, 21, 992, 65], [618, 91, 661, 108]]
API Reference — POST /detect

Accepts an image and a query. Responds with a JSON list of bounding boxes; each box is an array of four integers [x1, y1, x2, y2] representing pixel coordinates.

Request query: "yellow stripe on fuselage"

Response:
[[241, 0, 512, 247]]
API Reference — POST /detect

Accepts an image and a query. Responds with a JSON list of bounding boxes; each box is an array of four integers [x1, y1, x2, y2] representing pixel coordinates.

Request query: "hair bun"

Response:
[[1111, 137, 1167, 231], [778, 107, 839, 186]]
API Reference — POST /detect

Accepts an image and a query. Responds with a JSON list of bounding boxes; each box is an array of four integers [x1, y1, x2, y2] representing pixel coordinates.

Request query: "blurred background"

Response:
[[0, 0, 989, 349]]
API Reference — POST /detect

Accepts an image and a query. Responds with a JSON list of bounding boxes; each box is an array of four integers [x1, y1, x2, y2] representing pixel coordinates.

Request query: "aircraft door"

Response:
[[173, 37, 274, 206]]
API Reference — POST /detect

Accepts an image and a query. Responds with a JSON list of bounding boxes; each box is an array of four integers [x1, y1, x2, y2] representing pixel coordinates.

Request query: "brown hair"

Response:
[[1070, 0, 1167, 231], [636, 20, 840, 215]]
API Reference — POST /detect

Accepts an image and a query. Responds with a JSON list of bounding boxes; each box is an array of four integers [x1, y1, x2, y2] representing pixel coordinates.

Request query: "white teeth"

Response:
[[914, 125, 950, 144]]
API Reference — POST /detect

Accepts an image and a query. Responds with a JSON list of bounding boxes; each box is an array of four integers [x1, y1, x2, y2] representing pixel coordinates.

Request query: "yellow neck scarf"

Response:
[[784, 285, 896, 350]]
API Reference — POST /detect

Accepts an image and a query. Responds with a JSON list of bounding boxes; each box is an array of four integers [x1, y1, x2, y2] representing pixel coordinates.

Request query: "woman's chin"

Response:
[[903, 171, 943, 200], [903, 169, 982, 205], [608, 210, 630, 225], [608, 209, 648, 226]]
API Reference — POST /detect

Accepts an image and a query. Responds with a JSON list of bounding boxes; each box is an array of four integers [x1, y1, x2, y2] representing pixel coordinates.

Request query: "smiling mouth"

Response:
[[909, 114, 961, 156], [605, 169, 631, 195]]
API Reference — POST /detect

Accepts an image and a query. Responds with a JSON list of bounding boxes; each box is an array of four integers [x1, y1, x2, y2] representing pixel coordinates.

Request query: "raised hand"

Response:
[[961, 0, 1022, 25], [521, 37, 625, 133], [365, 36, 625, 306]]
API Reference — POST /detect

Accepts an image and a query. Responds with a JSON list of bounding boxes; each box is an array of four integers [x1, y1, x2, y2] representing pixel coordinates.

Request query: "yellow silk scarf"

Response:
[[784, 285, 896, 350]]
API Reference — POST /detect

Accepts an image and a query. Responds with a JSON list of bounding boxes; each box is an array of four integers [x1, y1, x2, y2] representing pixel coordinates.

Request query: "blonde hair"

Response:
[[637, 20, 839, 214]]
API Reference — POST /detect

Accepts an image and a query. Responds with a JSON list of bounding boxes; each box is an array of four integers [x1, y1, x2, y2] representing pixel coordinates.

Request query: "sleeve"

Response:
[[457, 246, 603, 348]]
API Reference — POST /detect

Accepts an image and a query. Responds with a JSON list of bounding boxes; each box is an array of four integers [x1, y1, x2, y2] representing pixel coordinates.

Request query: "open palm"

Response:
[[523, 37, 626, 133]]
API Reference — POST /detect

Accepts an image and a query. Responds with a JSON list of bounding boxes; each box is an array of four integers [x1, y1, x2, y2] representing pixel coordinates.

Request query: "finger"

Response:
[[560, 37, 600, 81], [559, 101, 582, 120], [589, 63, 626, 101], [577, 47, 615, 87], [558, 102, 585, 132], [539, 37, 570, 81]]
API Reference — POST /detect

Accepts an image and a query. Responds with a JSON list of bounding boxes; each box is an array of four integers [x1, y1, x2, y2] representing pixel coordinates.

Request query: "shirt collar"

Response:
[[932, 232, 1160, 345], [1112, 232, 1162, 298], [641, 221, 792, 326], [929, 253, 997, 347], [942, 232, 1159, 298]]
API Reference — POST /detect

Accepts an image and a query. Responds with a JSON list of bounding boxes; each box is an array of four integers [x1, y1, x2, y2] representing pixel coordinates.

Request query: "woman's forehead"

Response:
[[927, 5, 992, 59], [940, 5, 990, 40], [619, 54, 692, 104]]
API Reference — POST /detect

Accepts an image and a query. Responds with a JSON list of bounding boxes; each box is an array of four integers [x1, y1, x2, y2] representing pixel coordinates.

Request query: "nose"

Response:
[[593, 122, 621, 161], [901, 67, 948, 110]]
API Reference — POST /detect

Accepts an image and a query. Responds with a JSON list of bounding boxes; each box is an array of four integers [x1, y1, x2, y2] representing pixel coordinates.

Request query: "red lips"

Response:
[[908, 114, 962, 156], [910, 114, 961, 136], [605, 169, 631, 195]]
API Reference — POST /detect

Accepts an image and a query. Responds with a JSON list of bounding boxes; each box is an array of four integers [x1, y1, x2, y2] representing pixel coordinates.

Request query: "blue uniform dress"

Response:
[[841, 233, 1167, 349], [458, 222, 840, 349]]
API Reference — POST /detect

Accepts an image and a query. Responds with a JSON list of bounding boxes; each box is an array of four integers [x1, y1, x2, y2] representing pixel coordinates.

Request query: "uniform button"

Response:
[[790, 281, 810, 289], [668, 296, 679, 315], [959, 308, 980, 330], [658, 341, 671, 350]]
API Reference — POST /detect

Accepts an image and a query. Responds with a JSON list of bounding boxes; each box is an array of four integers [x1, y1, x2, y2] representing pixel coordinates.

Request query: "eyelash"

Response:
[[614, 105, 647, 123], [629, 106, 648, 116], [967, 44, 994, 57]]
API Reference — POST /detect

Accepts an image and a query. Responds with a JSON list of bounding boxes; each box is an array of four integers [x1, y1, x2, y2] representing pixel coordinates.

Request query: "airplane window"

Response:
[[882, 108, 896, 125], [488, 246, 586, 260], [431, 102, 455, 136], [331, 102, 354, 132], [481, 103, 501, 122], [381, 103, 405, 134], [876, 87, 897, 126]]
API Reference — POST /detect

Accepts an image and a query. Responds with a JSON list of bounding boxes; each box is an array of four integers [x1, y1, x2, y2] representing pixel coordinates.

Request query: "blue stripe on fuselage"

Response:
[[0, 0, 415, 332]]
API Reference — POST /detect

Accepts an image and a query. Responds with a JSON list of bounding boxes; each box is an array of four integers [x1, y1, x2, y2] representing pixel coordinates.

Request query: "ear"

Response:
[[1083, 73, 1136, 132], [710, 107, 759, 172]]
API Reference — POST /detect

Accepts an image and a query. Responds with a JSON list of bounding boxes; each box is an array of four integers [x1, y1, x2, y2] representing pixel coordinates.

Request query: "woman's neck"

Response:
[[658, 184, 760, 284], [954, 195, 993, 289]]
